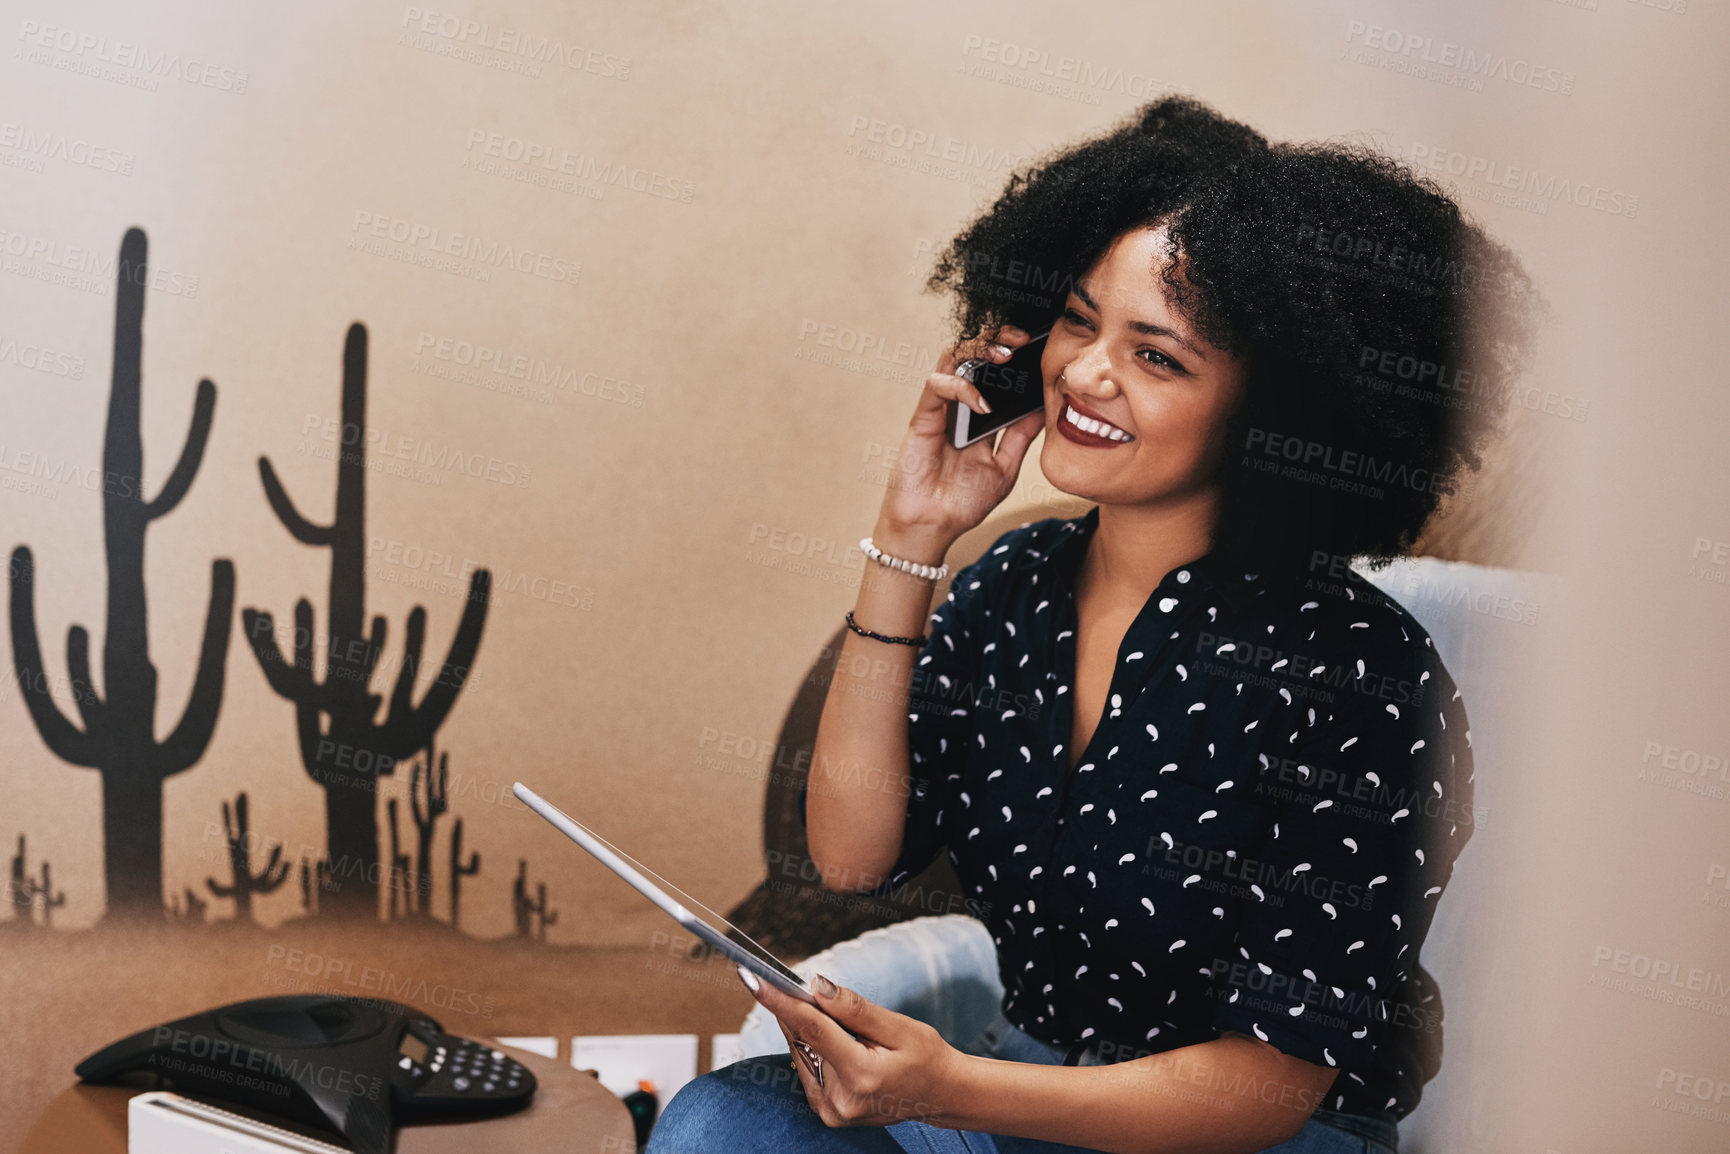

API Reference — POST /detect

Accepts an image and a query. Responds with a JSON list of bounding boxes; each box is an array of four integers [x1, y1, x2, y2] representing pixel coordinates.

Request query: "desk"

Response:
[[1, 920, 757, 1154], [18, 1040, 638, 1154]]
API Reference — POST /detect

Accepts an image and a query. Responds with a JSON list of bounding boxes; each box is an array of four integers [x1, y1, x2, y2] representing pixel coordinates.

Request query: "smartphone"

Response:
[[946, 329, 1051, 449]]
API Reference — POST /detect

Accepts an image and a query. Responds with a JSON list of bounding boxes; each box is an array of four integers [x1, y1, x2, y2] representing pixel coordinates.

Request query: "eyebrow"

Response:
[[1072, 283, 1207, 361]]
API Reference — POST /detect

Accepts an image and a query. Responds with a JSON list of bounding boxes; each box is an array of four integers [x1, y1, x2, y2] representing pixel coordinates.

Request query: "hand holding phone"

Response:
[[947, 329, 1050, 449], [873, 325, 1049, 558]]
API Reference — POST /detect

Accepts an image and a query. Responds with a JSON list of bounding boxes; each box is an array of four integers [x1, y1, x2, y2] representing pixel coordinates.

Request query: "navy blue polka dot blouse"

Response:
[[803, 506, 1475, 1120]]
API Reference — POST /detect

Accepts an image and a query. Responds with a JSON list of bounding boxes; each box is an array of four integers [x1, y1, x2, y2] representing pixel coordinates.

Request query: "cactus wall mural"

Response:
[[4, 226, 526, 938], [241, 322, 491, 920], [8, 228, 236, 919]]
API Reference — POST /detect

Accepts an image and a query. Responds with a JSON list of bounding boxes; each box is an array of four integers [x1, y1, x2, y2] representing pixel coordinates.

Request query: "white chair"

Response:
[[738, 912, 1003, 1059], [740, 557, 1553, 1147]]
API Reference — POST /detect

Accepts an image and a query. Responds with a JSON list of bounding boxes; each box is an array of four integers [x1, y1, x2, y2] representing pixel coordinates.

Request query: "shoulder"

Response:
[[1254, 565, 1464, 723]]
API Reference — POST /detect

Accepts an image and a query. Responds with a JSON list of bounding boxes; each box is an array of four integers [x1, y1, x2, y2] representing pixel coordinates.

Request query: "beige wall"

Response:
[[3, 0, 1727, 1147]]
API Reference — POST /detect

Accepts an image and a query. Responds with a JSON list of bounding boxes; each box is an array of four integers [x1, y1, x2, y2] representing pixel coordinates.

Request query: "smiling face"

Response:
[[1037, 225, 1247, 514]]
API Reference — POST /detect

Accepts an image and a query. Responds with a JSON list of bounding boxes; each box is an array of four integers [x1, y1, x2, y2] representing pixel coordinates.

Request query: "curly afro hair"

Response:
[[927, 97, 1541, 573]]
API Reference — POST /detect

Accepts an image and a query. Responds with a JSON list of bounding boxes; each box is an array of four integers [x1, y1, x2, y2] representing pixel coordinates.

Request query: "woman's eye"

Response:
[[1062, 308, 1092, 328], [1138, 348, 1185, 373]]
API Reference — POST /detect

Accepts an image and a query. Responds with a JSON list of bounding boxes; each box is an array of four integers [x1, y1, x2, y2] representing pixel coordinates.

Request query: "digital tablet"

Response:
[[513, 782, 820, 1006]]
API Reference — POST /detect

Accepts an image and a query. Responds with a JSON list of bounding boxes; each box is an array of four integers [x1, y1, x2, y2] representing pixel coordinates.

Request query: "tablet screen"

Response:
[[680, 896, 808, 987], [514, 783, 812, 994]]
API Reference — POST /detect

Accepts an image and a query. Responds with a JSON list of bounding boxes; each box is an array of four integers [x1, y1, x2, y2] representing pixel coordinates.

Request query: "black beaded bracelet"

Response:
[[844, 610, 927, 647]]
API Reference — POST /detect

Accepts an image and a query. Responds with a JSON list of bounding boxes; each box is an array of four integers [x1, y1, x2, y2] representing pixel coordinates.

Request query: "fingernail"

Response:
[[814, 974, 838, 998], [737, 965, 760, 994], [991, 344, 1012, 358], [977, 398, 992, 414]]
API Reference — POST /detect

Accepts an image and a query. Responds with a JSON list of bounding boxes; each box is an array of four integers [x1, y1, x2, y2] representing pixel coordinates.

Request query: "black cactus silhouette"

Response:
[[448, 817, 480, 930], [298, 855, 334, 914], [8, 229, 235, 919], [242, 323, 490, 919], [534, 883, 557, 941], [168, 887, 207, 923], [10, 838, 67, 928], [512, 859, 556, 940], [8, 836, 29, 924], [206, 792, 289, 921], [512, 859, 531, 936], [33, 861, 66, 928], [408, 738, 449, 918], [385, 797, 415, 920]]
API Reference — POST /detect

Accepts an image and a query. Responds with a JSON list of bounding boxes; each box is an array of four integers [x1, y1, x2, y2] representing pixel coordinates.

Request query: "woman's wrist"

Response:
[[926, 1050, 993, 1132], [869, 515, 958, 569]]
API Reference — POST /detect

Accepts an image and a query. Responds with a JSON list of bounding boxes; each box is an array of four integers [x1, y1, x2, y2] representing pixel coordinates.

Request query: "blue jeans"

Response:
[[646, 1008, 1399, 1154]]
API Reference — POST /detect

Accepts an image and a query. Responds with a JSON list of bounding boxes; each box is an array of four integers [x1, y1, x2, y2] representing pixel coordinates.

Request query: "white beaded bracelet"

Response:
[[859, 537, 948, 582]]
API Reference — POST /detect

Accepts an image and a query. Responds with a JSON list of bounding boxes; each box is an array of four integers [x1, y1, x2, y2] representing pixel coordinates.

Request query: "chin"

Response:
[[1036, 438, 1115, 505]]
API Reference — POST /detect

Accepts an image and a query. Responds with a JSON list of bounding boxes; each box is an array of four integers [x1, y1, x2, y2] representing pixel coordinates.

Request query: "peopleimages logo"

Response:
[[1408, 144, 1638, 218], [412, 330, 644, 407], [1243, 427, 1455, 498], [0, 226, 200, 296], [0, 121, 136, 175], [462, 129, 694, 202], [1343, 21, 1575, 94], [845, 115, 1035, 174], [0, 335, 84, 379], [15, 19, 250, 93], [349, 210, 579, 287], [398, 7, 630, 79], [956, 35, 1168, 103]]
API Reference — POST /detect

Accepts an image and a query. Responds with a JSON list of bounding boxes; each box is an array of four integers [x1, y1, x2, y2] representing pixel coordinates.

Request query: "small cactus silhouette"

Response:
[[448, 817, 480, 930], [34, 861, 66, 928], [512, 859, 556, 940], [512, 859, 531, 936], [306, 854, 335, 913], [9, 835, 66, 928], [8, 836, 29, 923], [385, 798, 415, 921], [408, 738, 449, 917], [535, 883, 557, 942], [205, 792, 289, 921], [298, 854, 336, 914], [168, 887, 207, 923]]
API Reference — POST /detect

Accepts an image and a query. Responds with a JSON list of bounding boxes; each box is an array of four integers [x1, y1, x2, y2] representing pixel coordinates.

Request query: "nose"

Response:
[[1061, 339, 1118, 399]]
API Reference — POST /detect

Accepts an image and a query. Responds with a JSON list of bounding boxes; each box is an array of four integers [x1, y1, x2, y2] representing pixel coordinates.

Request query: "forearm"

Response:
[[930, 1033, 1337, 1154], [805, 517, 957, 892]]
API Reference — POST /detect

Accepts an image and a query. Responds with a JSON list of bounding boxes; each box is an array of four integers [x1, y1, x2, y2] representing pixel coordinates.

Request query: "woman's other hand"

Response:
[[875, 325, 1046, 561], [739, 967, 964, 1128]]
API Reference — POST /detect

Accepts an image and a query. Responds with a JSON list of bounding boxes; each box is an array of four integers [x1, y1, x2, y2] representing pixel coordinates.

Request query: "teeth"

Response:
[[1064, 402, 1131, 442]]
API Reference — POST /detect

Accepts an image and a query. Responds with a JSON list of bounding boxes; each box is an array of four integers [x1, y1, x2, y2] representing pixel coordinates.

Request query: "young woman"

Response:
[[649, 97, 1535, 1154]]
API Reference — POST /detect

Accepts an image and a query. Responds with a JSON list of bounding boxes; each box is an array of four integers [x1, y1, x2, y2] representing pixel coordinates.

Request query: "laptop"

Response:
[[513, 782, 819, 1005]]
